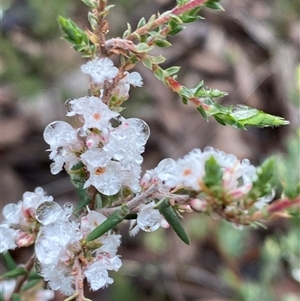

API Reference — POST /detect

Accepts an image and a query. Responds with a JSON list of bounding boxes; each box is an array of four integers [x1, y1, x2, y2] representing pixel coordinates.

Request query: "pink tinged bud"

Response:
[[15, 231, 36, 247], [227, 184, 252, 201], [190, 198, 208, 212]]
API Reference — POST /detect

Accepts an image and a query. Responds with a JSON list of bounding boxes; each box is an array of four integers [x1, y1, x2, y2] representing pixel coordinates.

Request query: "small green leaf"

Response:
[[135, 43, 154, 53], [241, 111, 289, 127], [205, 1, 224, 11], [21, 279, 41, 292], [81, 0, 98, 8], [154, 40, 172, 48], [85, 205, 129, 242], [0, 267, 27, 280], [160, 206, 190, 245], [168, 26, 184, 35], [154, 198, 170, 211], [203, 156, 223, 188], [11, 294, 21, 301], [87, 12, 98, 30], [197, 106, 208, 119], [58, 16, 88, 45], [165, 66, 181, 76], [179, 86, 194, 98], [142, 56, 153, 69], [148, 55, 166, 64], [153, 66, 165, 81], [182, 97, 188, 105], [2, 252, 17, 270], [137, 17, 146, 28]]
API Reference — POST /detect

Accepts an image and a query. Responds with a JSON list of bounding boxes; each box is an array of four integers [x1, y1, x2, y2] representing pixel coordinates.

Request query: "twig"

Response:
[[127, 0, 208, 41], [9, 253, 36, 301], [99, 185, 158, 216]]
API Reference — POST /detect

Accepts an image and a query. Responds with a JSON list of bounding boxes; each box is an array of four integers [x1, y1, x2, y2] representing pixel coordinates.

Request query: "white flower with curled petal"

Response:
[[112, 71, 143, 101], [81, 58, 119, 85], [134, 201, 169, 234], [66, 96, 119, 131]]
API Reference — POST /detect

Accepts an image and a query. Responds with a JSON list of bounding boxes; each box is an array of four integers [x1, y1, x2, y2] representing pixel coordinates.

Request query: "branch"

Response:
[[127, 0, 208, 40]]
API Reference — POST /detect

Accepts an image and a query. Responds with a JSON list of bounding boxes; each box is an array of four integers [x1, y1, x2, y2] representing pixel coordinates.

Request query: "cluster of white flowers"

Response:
[[140, 146, 261, 204], [0, 187, 53, 253], [81, 57, 143, 102], [35, 202, 122, 296], [43, 58, 148, 196]]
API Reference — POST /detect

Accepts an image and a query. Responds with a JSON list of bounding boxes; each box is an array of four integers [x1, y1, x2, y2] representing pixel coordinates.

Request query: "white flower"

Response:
[[112, 71, 143, 101], [43, 121, 83, 174], [0, 187, 54, 252], [84, 262, 112, 290], [66, 96, 119, 131], [0, 225, 17, 253], [84, 161, 123, 195], [136, 202, 168, 233], [81, 58, 119, 85]]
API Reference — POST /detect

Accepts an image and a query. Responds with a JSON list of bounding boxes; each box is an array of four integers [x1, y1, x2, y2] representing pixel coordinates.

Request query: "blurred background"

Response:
[[1, 0, 299, 300]]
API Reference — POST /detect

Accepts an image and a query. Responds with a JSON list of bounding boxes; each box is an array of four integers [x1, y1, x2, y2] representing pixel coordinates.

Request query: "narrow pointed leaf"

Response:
[[0, 267, 27, 280], [160, 206, 190, 245], [2, 252, 17, 270], [85, 205, 129, 242]]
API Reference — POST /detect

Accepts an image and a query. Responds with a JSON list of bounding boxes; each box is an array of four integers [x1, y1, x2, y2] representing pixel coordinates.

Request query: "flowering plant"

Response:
[[1, 0, 299, 300]]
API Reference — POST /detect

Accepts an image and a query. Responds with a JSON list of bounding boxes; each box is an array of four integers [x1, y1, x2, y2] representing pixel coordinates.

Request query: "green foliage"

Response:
[[203, 156, 223, 188], [160, 206, 190, 245], [58, 16, 96, 58], [250, 158, 275, 199], [81, 0, 98, 8], [85, 205, 129, 242], [0, 267, 27, 280], [1, 253, 17, 271], [204, 0, 224, 11]]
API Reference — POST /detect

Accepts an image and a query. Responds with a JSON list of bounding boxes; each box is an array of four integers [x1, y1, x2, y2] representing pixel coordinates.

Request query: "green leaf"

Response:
[[153, 66, 165, 81], [182, 97, 188, 105], [21, 279, 41, 292], [1, 252, 17, 270], [230, 104, 289, 127], [169, 24, 184, 35], [58, 16, 88, 45], [154, 40, 172, 48], [11, 294, 21, 301], [160, 206, 190, 245], [165, 66, 181, 76], [154, 198, 170, 211], [85, 205, 129, 242], [142, 56, 153, 69], [148, 55, 166, 64], [205, 1, 224, 11], [250, 158, 275, 198], [135, 43, 154, 53], [137, 17, 146, 28], [81, 0, 98, 8], [0, 267, 27, 280], [87, 12, 98, 30], [196, 106, 208, 119], [203, 156, 223, 188], [179, 86, 194, 98]]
